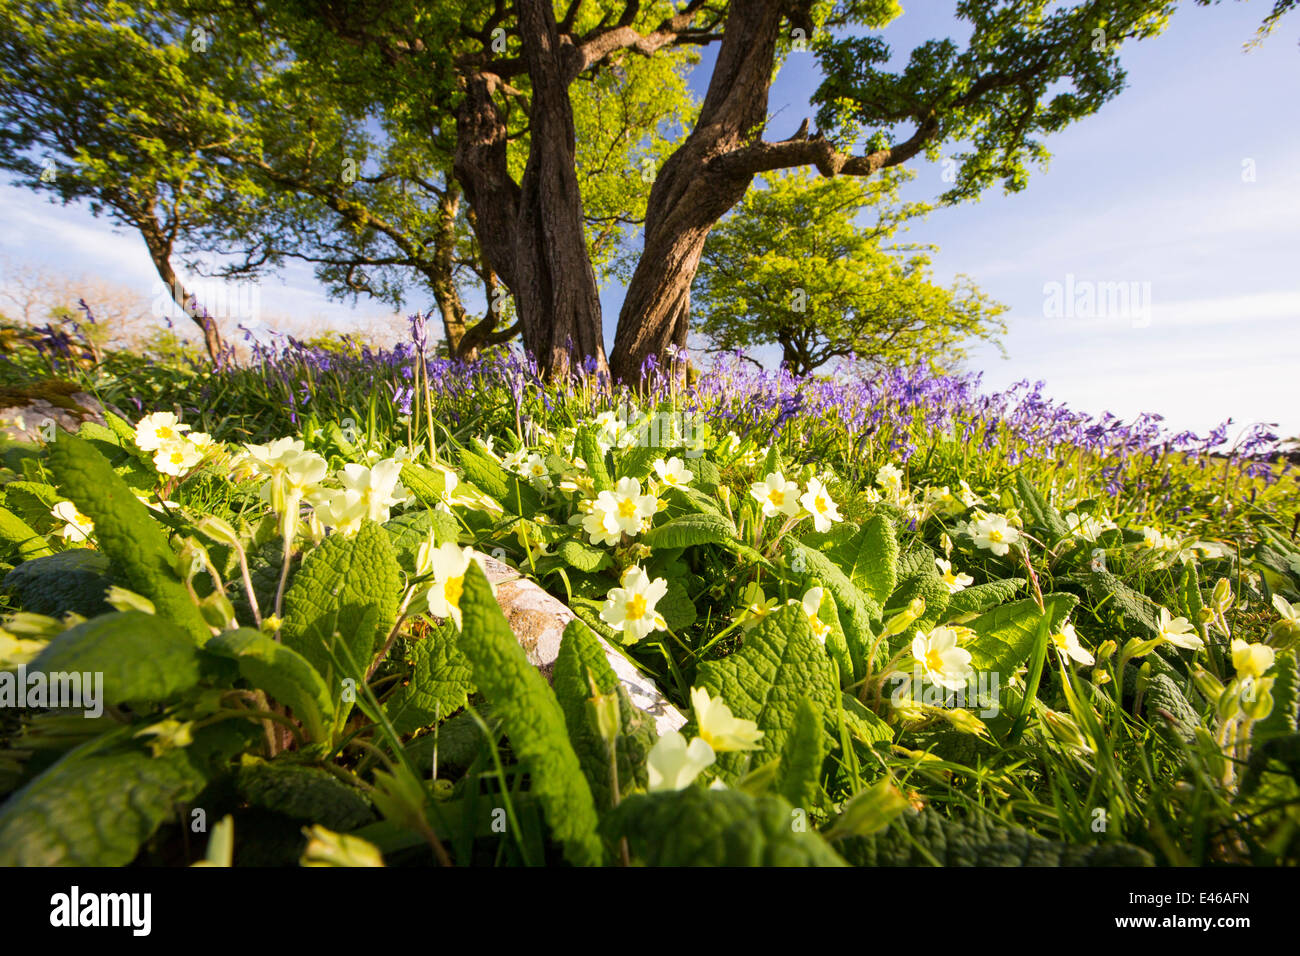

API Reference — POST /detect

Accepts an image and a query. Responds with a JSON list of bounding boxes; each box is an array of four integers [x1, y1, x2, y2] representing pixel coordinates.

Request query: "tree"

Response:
[[249, 0, 1197, 382], [693, 167, 1006, 377]]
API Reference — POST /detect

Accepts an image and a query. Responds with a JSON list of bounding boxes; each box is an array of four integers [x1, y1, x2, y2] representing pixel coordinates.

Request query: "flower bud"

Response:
[[1095, 639, 1118, 664], [884, 597, 926, 637], [1211, 577, 1233, 613]]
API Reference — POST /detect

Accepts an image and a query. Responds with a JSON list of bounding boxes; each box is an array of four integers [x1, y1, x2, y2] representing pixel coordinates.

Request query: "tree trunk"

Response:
[[140, 224, 226, 364], [609, 0, 789, 385], [454, 0, 607, 380]]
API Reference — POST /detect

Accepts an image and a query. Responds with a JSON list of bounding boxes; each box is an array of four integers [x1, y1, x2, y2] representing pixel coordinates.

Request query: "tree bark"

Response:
[[608, 0, 788, 385], [454, 0, 607, 380], [140, 222, 226, 364]]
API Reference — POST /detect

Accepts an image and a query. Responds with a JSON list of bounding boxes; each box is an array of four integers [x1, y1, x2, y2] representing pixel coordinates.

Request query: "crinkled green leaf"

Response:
[[777, 698, 825, 812], [1016, 473, 1070, 542], [553, 620, 654, 812], [383, 508, 458, 573], [945, 579, 1026, 619], [2, 548, 115, 616], [456, 562, 602, 866], [602, 788, 846, 866], [237, 760, 374, 831], [556, 538, 613, 573], [787, 538, 878, 679], [695, 603, 838, 779], [0, 723, 244, 866], [281, 520, 399, 694], [384, 620, 474, 735], [641, 512, 737, 551], [840, 810, 1153, 866], [206, 628, 335, 744], [0, 505, 52, 560], [29, 611, 201, 707], [966, 593, 1078, 684], [47, 431, 208, 642]]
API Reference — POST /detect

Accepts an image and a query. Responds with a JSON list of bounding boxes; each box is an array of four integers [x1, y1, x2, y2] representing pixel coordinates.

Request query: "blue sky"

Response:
[[1, 0, 1296, 438]]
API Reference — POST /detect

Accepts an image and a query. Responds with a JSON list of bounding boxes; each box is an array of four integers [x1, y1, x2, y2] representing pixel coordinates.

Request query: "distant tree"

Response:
[[692, 168, 1006, 377]]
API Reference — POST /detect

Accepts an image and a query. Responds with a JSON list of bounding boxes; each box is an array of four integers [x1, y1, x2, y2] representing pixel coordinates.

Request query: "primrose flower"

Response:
[[501, 447, 528, 475], [153, 438, 204, 477], [646, 731, 716, 791], [582, 478, 657, 545], [1063, 511, 1115, 542], [600, 565, 668, 643], [957, 480, 982, 507], [923, 485, 965, 518], [966, 512, 1021, 556], [1272, 594, 1300, 647], [911, 626, 974, 691], [1156, 606, 1204, 651], [335, 460, 408, 523], [750, 471, 801, 518], [313, 488, 368, 536], [738, 584, 778, 631], [1049, 621, 1095, 665], [523, 453, 550, 484], [934, 557, 973, 594], [1140, 526, 1179, 552], [691, 687, 764, 752], [134, 411, 191, 452], [653, 457, 693, 489], [51, 500, 93, 542], [799, 477, 842, 533], [793, 586, 831, 644], [875, 463, 904, 494], [1231, 639, 1274, 680], [417, 541, 486, 629]]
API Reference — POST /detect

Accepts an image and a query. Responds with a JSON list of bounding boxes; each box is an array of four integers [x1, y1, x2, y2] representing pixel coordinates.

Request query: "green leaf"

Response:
[[1257, 651, 1298, 738], [657, 578, 697, 630], [0, 505, 53, 560], [555, 538, 613, 573], [641, 512, 737, 551], [47, 431, 209, 642], [383, 620, 474, 735], [839, 692, 894, 746], [383, 508, 458, 572], [966, 593, 1078, 684], [29, 611, 202, 707], [574, 426, 613, 493], [0, 724, 242, 866], [787, 538, 879, 679], [1015, 473, 1069, 542], [1143, 673, 1201, 745], [206, 628, 336, 744], [399, 463, 447, 507], [695, 604, 839, 778], [458, 443, 543, 514], [885, 573, 951, 630], [944, 579, 1026, 619], [281, 520, 400, 695], [552, 620, 655, 811], [2, 480, 61, 529], [602, 788, 846, 866], [846, 515, 898, 604], [1, 548, 115, 617], [456, 562, 602, 866], [1083, 569, 1161, 635], [839, 810, 1153, 866], [777, 698, 825, 812], [237, 760, 374, 831]]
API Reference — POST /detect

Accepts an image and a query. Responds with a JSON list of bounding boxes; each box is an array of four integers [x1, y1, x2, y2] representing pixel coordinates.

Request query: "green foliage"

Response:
[[383, 621, 474, 735], [840, 810, 1154, 866], [695, 604, 839, 778], [29, 611, 202, 708], [280, 519, 400, 695], [603, 788, 847, 866], [777, 698, 826, 811], [553, 620, 655, 812], [1, 548, 114, 617], [236, 760, 374, 831], [206, 629, 336, 744], [695, 168, 1006, 375], [456, 563, 602, 866], [47, 431, 208, 641]]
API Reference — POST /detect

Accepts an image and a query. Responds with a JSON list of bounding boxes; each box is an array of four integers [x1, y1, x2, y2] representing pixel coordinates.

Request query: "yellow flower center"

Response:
[[815, 495, 827, 512], [170, 451, 184, 464], [626, 594, 648, 621], [768, 489, 784, 506], [618, 498, 638, 518], [158, 426, 174, 439], [1051, 632, 1069, 651], [924, 648, 946, 673], [988, 529, 1004, 543], [444, 575, 464, 608]]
